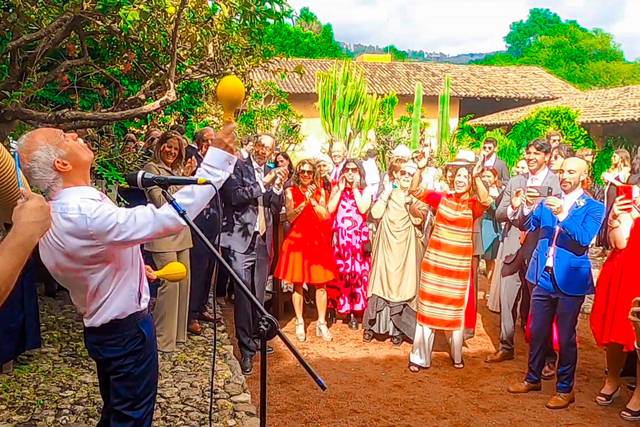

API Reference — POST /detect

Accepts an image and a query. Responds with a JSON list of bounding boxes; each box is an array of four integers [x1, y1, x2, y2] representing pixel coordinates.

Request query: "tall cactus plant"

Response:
[[436, 76, 453, 165], [409, 82, 423, 150], [316, 61, 380, 156]]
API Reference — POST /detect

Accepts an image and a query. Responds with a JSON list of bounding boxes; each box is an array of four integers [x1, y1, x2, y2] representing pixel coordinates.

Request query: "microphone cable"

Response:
[[208, 185, 223, 427]]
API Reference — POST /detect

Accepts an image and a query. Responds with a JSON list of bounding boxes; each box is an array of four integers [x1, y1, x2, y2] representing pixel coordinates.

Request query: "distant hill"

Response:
[[340, 42, 497, 64]]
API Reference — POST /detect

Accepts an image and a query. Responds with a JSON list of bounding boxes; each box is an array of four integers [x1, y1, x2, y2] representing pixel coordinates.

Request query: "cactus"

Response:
[[436, 76, 453, 165], [316, 61, 380, 156], [409, 82, 423, 150]]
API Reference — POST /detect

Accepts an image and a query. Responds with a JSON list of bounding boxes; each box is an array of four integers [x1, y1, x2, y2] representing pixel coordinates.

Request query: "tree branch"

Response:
[[5, 13, 75, 52], [21, 56, 91, 101]]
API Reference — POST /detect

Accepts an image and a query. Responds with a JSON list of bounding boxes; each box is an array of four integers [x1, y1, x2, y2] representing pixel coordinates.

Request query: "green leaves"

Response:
[[477, 7, 640, 90]]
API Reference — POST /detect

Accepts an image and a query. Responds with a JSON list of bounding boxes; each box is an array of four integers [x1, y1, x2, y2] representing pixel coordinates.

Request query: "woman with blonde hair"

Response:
[[275, 159, 338, 342], [598, 149, 632, 250], [143, 130, 197, 352]]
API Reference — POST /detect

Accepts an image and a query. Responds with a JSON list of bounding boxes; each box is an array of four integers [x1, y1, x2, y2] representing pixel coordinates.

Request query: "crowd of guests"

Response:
[[3, 123, 640, 424]]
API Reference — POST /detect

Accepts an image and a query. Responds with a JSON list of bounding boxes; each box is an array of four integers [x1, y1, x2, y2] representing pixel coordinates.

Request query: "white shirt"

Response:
[[250, 158, 282, 232], [484, 153, 497, 168], [40, 148, 236, 327], [507, 167, 551, 220], [545, 188, 584, 268], [362, 157, 381, 195]]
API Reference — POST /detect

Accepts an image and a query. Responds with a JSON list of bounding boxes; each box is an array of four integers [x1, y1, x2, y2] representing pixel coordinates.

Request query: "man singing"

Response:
[[17, 125, 237, 426], [507, 157, 604, 409]]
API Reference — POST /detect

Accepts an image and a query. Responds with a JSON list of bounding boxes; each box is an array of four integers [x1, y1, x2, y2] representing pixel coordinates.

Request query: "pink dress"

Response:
[[329, 188, 371, 314]]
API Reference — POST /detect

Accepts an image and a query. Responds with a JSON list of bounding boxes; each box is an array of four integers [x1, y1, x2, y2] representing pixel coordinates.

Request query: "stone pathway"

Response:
[[0, 291, 257, 426]]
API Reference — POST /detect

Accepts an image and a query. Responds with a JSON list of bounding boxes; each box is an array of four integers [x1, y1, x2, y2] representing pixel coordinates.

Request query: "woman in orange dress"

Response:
[[275, 159, 338, 342], [409, 155, 491, 370]]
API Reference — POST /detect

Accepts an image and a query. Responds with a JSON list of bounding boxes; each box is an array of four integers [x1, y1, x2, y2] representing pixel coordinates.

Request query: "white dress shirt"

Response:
[[362, 157, 381, 195], [40, 148, 236, 327], [484, 153, 497, 168], [545, 188, 584, 268]]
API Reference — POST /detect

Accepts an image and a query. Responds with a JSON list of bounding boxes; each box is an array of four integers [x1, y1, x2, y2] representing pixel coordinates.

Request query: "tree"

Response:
[[477, 8, 640, 89], [262, 7, 346, 59], [0, 0, 291, 139]]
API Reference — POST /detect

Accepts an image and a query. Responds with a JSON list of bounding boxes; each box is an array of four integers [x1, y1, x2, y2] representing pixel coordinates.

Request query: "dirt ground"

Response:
[[222, 271, 629, 427]]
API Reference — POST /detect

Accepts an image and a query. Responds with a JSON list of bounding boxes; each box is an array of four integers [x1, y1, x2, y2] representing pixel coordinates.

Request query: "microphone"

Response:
[[123, 171, 211, 188]]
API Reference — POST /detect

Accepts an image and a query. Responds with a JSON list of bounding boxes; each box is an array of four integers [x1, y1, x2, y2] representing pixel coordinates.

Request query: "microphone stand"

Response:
[[159, 188, 326, 427]]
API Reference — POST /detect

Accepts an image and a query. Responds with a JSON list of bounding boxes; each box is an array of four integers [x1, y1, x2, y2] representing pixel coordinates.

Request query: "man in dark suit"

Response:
[[482, 137, 510, 183], [508, 157, 604, 409], [219, 133, 286, 375], [487, 139, 561, 367], [186, 127, 219, 334]]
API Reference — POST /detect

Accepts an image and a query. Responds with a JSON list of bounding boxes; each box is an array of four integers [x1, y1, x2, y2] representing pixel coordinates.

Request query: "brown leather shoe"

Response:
[[541, 362, 556, 380], [197, 310, 217, 323], [507, 381, 542, 394], [545, 391, 575, 409], [485, 350, 515, 363], [188, 320, 202, 335]]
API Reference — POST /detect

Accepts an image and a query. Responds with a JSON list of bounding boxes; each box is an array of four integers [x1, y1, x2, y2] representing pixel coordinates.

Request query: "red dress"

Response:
[[591, 218, 640, 352], [275, 186, 338, 285]]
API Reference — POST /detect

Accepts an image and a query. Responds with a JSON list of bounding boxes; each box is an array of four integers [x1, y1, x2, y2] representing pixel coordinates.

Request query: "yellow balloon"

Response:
[[216, 75, 246, 123], [154, 262, 187, 282]]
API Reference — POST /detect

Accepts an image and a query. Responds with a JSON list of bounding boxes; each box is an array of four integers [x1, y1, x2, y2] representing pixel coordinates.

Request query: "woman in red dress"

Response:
[[275, 159, 338, 343], [591, 189, 640, 418]]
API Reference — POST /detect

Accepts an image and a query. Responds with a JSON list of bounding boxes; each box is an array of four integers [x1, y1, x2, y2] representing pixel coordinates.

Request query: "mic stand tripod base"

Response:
[[257, 314, 278, 427]]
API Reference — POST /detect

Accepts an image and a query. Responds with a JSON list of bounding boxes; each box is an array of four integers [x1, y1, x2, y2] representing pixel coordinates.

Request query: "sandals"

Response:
[[621, 406, 640, 422], [316, 321, 333, 342], [363, 330, 374, 343], [295, 320, 306, 342], [391, 335, 403, 347], [408, 361, 428, 373], [595, 386, 620, 406], [453, 360, 465, 369]]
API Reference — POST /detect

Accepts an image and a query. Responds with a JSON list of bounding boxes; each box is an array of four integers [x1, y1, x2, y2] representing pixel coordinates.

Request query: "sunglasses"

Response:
[[299, 169, 314, 176], [343, 167, 358, 173], [398, 170, 414, 177]]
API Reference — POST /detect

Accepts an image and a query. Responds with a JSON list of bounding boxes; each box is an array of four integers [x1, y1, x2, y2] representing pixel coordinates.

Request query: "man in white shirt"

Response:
[[329, 141, 347, 186], [17, 125, 237, 427], [487, 139, 561, 369], [362, 145, 381, 196], [481, 137, 510, 183]]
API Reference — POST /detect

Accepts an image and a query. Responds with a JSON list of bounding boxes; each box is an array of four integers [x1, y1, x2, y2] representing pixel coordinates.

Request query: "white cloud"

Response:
[[288, 0, 639, 59]]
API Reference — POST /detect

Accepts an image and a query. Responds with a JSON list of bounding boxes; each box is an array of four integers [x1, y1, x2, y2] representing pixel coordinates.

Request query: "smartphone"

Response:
[[617, 184, 638, 201], [526, 185, 553, 198]]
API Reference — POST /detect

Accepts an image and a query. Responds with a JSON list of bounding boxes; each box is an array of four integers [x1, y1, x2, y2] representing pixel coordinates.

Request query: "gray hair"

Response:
[[16, 133, 65, 197]]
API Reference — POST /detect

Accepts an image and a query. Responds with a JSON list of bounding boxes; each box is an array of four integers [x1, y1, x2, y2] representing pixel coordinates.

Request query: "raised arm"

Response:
[[353, 186, 372, 215], [142, 162, 166, 209], [327, 182, 343, 214], [92, 147, 236, 247], [608, 196, 637, 250]]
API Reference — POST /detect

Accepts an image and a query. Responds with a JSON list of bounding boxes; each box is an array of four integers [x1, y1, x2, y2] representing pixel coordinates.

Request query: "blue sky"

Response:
[[289, 0, 640, 60]]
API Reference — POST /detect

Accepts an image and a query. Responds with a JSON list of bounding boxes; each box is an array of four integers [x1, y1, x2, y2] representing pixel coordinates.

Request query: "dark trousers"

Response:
[[83, 311, 158, 427], [188, 236, 216, 319], [525, 269, 584, 393], [224, 233, 269, 357]]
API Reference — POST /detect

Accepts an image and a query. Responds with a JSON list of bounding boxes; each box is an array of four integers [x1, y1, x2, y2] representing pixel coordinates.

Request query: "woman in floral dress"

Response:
[[327, 159, 372, 330]]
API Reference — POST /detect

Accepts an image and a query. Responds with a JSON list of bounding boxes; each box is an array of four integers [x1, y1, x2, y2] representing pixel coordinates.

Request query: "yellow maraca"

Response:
[[216, 75, 246, 124], [153, 262, 187, 282]]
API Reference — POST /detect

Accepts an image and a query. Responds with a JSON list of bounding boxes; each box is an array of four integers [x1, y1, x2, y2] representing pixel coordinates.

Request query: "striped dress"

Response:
[[416, 191, 486, 330]]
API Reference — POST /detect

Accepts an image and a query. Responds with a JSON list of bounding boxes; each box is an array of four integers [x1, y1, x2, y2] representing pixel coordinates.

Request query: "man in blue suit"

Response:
[[507, 157, 605, 409]]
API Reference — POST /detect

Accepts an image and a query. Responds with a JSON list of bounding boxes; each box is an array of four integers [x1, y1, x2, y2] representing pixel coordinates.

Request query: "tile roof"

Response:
[[469, 85, 640, 126], [249, 58, 579, 100]]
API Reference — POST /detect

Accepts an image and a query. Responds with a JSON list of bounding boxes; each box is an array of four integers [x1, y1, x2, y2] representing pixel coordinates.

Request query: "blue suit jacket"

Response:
[[516, 193, 605, 296]]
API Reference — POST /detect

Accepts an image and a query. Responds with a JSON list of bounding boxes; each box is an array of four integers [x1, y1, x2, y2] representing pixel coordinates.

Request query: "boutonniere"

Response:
[[576, 198, 586, 208]]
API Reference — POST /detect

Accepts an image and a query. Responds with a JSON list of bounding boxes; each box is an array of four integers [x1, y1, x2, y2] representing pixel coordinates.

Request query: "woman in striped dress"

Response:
[[409, 156, 491, 370]]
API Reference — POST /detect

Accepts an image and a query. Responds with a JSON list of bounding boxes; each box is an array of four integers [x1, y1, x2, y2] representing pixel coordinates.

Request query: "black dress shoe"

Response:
[[240, 354, 253, 375], [327, 308, 336, 327], [254, 341, 275, 355]]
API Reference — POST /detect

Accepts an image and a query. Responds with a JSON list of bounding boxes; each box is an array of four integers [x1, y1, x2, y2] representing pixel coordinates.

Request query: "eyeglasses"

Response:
[[299, 169, 314, 176], [344, 167, 358, 173], [398, 170, 414, 177]]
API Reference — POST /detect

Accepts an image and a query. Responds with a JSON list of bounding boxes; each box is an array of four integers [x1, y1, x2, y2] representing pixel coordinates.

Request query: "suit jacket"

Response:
[[219, 157, 283, 258], [492, 157, 510, 184], [514, 193, 604, 296], [142, 160, 193, 252], [496, 170, 561, 276]]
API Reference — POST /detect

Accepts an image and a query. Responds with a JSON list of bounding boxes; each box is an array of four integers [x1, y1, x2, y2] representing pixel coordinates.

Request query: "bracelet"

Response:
[[608, 219, 621, 229]]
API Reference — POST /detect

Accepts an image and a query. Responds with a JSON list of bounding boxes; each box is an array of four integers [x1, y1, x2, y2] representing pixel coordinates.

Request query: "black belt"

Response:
[[84, 309, 149, 336]]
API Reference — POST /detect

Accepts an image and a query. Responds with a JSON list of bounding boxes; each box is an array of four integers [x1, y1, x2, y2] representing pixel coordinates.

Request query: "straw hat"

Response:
[[447, 149, 476, 166], [0, 144, 29, 223]]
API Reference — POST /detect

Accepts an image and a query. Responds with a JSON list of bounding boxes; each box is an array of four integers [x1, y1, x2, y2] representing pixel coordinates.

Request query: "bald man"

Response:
[[507, 157, 605, 409], [16, 126, 237, 426]]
